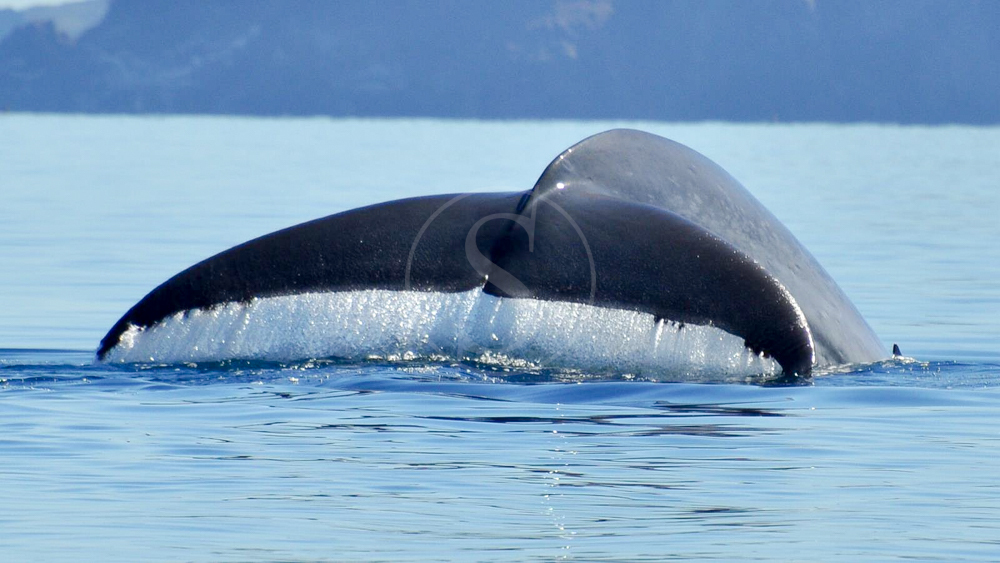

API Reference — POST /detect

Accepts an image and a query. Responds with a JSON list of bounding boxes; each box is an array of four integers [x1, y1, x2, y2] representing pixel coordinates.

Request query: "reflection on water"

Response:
[[2, 353, 999, 561]]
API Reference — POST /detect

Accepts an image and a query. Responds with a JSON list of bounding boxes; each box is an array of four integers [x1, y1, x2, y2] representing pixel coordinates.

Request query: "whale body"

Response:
[[97, 129, 885, 379]]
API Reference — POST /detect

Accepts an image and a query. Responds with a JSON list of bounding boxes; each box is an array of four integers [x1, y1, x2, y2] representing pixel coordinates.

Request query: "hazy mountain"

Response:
[[0, 0, 108, 42], [0, 8, 26, 41], [1, 0, 997, 123]]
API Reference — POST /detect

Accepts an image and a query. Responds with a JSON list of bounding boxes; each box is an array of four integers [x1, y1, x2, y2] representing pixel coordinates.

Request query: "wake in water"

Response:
[[101, 289, 781, 382]]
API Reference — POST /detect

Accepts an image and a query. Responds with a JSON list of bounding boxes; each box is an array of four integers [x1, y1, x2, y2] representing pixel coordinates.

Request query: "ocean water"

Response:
[[2, 114, 999, 561]]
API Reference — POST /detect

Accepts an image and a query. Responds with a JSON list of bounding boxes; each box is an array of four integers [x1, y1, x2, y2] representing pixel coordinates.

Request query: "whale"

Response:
[[97, 129, 885, 379]]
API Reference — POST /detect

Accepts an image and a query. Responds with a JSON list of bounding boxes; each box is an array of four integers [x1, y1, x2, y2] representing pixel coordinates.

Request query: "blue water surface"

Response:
[[1, 115, 999, 561]]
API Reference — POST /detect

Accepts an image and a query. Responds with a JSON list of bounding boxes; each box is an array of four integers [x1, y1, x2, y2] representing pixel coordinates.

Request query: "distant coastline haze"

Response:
[[1, 0, 997, 124]]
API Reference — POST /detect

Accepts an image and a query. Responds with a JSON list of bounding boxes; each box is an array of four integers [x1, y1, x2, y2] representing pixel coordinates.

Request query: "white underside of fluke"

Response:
[[101, 289, 781, 379]]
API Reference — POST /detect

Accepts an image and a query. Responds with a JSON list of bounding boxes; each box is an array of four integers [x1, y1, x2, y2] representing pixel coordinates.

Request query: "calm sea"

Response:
[[1, 114, 998, 561]]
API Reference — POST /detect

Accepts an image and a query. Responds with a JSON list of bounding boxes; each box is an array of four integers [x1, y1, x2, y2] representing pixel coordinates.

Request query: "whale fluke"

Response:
[[98, 129, 886, 379]]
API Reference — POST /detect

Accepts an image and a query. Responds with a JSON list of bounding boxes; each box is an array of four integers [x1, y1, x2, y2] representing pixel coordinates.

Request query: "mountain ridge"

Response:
[[1, 0, 997, 123]]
